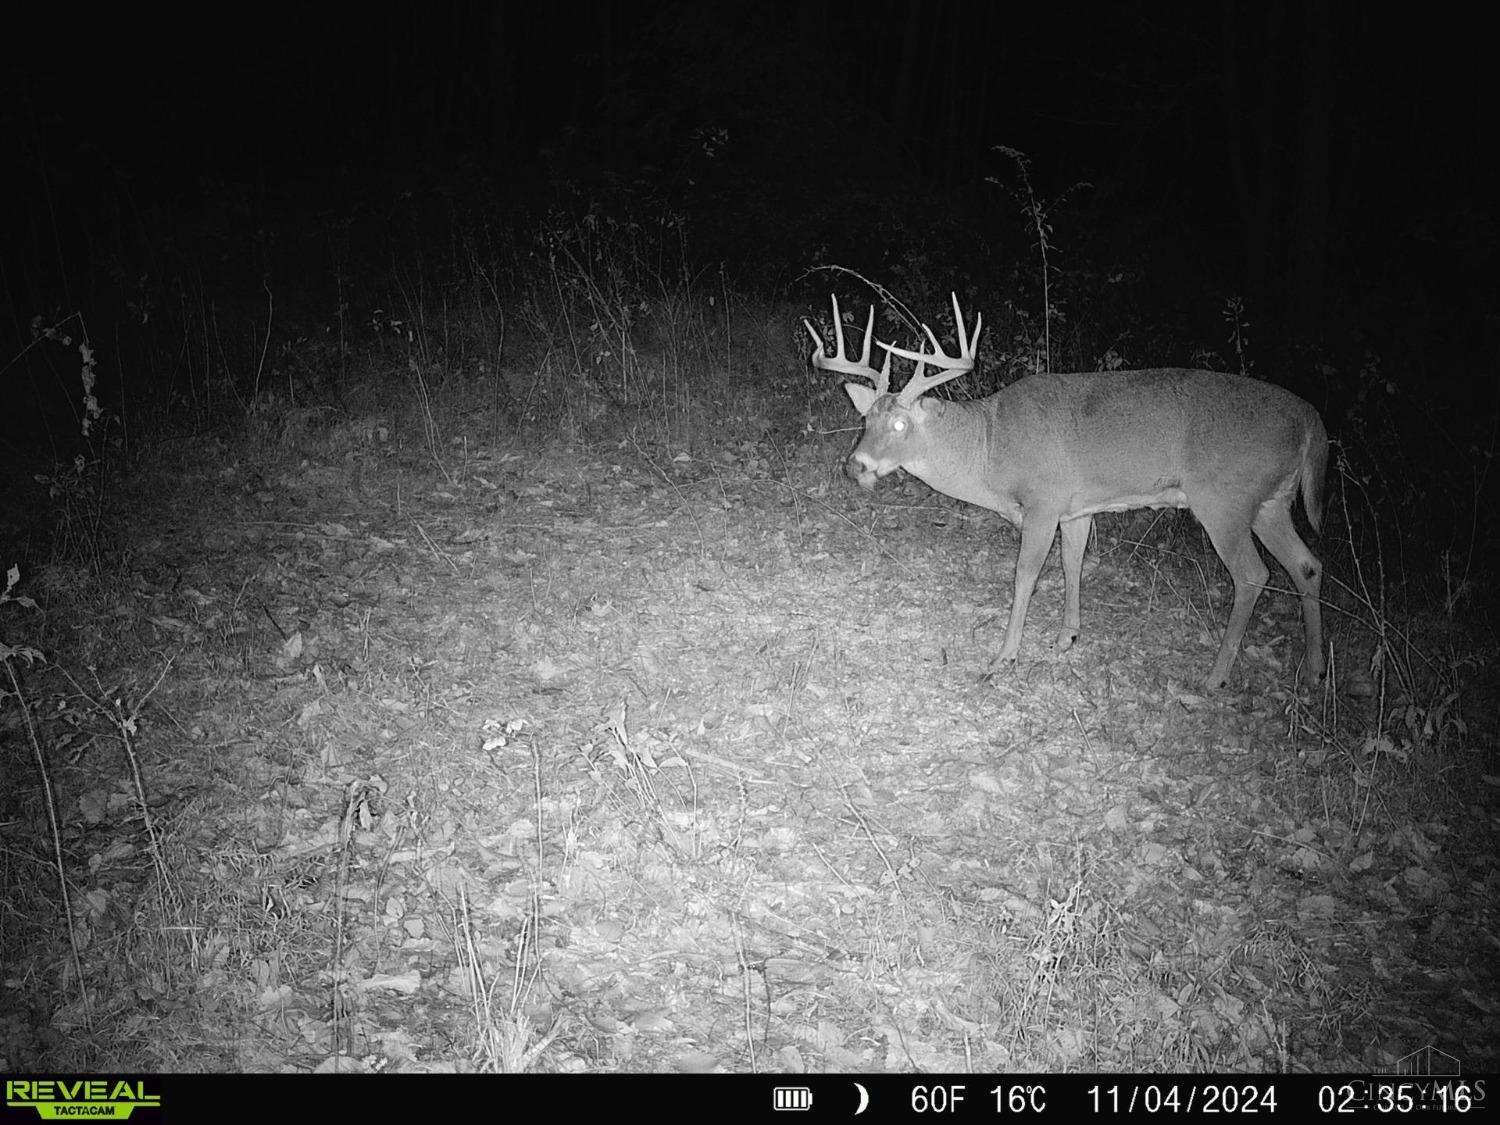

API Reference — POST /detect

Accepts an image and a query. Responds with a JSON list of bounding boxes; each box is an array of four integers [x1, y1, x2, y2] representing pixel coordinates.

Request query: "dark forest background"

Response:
[[2, 1, 1495, 543]]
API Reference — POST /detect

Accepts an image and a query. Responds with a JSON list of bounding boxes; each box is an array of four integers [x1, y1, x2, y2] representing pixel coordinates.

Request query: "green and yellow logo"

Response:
[[5, 1080, 160, 1120]]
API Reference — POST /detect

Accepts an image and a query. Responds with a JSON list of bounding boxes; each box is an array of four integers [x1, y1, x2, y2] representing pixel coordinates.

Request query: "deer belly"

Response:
[[1077, 487, 1190, 517]]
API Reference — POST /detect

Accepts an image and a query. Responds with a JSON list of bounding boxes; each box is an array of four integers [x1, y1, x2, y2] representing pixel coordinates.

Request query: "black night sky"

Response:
[[4, 2, 1495, 431]]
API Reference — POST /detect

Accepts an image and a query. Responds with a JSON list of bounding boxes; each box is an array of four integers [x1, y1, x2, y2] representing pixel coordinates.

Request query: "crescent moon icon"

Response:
[[854, 1083, 869, 1115]]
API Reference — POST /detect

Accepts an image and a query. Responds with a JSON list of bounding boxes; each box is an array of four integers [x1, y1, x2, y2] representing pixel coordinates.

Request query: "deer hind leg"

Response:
[[1197, 505, 1270, 690], [1252, 500, 1325, 683], [1056, 515, 1092, 652]]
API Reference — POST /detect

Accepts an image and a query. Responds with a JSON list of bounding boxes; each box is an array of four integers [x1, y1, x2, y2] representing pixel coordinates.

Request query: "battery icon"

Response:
[[773, 1086, 813, 1110]]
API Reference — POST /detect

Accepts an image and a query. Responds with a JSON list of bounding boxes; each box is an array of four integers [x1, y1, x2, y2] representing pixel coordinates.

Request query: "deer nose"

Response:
[[845, 455, 878, 490]]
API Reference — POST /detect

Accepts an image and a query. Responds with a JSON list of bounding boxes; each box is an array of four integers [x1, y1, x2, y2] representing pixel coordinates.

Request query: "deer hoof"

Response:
[[983, 653, 1019, 684]]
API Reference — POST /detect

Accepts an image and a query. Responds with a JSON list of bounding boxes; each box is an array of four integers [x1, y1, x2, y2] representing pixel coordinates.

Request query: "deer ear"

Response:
[[845, 382, 878, 416]]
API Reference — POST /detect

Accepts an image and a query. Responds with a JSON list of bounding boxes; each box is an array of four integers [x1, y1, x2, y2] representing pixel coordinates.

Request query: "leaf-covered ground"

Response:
[[2, 426, 1496, 1073]]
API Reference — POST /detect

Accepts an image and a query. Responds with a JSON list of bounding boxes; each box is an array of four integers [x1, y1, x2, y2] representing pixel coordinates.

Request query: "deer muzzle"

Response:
[[845, 455, 879, 490]]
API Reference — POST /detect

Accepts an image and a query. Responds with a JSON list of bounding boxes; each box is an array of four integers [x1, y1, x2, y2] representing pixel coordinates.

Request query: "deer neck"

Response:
[[901, 396, 1010, 514]]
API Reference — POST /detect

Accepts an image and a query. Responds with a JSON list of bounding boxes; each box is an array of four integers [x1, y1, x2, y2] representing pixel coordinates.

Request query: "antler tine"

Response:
[[885, 293, 983, 405], [950, 290, 982, 359], [804, 295, 892, 395]]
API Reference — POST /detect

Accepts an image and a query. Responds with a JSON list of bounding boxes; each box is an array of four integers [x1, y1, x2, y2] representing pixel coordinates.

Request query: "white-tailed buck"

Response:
[[807, 294, 1328, 689]]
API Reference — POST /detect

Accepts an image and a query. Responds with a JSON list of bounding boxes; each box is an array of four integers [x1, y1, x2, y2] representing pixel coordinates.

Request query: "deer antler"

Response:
[[804, 295, 892, 396], [882, 293, 982, 405], [807, 293, 981, 403]]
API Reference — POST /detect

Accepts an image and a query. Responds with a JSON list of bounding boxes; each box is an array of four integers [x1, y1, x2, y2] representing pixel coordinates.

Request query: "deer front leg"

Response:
[[990, 515, 1060, 674]]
